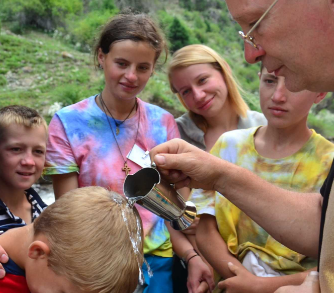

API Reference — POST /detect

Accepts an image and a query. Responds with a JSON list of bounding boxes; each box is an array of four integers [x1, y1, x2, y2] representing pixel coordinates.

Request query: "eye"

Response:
[[198, 77, 207, 84], [264, 78, 277, 85], [35, 149, 45, 155], [10, 147, 21, 152], [138, 65, 150, 72], [116, 61, 127, 67], [181, 89, 190, 96]]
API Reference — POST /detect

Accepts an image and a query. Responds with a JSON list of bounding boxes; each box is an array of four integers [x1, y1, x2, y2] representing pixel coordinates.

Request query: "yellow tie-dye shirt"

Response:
[[191, 127, 334, 275]]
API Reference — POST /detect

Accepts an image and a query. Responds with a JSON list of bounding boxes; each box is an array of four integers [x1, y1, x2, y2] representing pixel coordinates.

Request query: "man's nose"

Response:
[[244, 43, 266, 64]]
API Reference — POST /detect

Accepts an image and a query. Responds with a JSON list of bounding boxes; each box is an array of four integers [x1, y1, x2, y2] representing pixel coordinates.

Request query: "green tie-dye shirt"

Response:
[[191, 127, 334, 274]]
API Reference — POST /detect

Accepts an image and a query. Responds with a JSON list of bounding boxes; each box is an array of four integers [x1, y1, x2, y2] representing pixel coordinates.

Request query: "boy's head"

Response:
[[258, 64, 327, 129], [0, 105, 47, 191], [25, 186, 143, 293]]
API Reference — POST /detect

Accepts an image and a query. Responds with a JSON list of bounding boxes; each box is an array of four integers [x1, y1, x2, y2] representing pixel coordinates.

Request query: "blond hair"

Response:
[[33, 186, 144, 293], [0, 105, 48, 140], [168, 44, 249, 132]]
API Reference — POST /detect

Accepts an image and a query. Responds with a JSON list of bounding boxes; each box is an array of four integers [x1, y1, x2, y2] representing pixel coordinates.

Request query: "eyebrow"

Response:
[[177, 73, 209, 92], [114, 58, 152, 66]]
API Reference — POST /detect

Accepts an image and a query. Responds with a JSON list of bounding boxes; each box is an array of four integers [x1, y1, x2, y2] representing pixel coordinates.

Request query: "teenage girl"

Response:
[[167, 44, 267, 292], [45, 13, 179, 293]]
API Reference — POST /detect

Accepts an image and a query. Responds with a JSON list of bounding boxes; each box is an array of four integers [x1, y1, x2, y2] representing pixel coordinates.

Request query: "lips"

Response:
[[268, 106, 288, 116], [197, 96, 214, 110], [119, 82, 138, 90], [17, 171, 34, 176]]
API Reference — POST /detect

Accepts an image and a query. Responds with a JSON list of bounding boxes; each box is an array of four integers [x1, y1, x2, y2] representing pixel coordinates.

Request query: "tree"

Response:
[[169, 17, 190, 53]]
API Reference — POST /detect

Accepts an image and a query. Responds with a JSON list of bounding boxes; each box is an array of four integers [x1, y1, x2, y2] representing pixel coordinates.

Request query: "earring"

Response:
[[99, 64, 103, 70]]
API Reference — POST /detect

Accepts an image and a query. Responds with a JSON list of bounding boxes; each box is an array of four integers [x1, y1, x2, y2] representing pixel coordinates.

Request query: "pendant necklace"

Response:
[[101, 96, 137, 135], [100, 93, 140, 176]]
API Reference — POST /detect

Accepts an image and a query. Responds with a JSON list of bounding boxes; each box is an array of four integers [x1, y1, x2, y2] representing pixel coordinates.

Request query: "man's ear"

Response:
[[28, 241, 50, 260], [314, 92, 328, 104]]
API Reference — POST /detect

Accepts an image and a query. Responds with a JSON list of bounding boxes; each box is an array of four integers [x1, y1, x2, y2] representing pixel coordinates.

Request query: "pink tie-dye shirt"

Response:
[[45, 96, 180, 257]]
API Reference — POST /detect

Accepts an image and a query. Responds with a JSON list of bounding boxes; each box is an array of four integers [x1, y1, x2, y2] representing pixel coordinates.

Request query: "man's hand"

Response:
[[182, 217, 199, 235], [150, 139, 223, 190], [187, 255, 215, 293], [218, 262, 264, 293], [0, 245, 9, 279], [274, 272, 320, 293]]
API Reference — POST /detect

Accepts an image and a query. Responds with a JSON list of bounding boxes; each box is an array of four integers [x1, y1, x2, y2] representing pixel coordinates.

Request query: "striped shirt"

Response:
[[0, 188, 47, 234]]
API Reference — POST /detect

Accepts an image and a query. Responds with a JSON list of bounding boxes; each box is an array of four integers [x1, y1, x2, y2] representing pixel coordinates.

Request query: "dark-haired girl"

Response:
[[45, 13, 178, 293]]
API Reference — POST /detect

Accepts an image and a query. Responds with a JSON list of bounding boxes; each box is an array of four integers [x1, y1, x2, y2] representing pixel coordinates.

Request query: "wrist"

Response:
[[182, 248, 199, 263]]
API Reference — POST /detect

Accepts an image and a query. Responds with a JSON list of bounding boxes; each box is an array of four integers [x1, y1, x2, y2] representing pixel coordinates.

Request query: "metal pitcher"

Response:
[[123, 167, 197, 230]]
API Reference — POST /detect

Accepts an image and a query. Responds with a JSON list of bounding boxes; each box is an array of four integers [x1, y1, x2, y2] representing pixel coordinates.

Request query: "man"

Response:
[[149, 0, 334, 292]]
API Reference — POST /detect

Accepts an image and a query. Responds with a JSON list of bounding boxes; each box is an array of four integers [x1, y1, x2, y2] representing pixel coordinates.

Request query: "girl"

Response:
[[169, 44, 267, 152], [167, 44, 267, 292], [45, 13, 178, 293]]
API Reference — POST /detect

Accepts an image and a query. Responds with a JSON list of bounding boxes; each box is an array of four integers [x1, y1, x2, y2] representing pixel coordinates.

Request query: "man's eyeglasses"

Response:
[[239, 0, 279, 49]]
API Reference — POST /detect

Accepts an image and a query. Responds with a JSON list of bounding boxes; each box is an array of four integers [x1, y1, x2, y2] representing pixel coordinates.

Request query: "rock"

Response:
[[61, 51, 74, 60], [22, 66, 33, 73]]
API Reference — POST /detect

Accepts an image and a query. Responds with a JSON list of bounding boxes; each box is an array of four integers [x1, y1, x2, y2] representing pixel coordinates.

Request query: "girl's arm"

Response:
[[196, 214, 244, 279], [166, 222, 215, 293], [52, 173, 79, 200]]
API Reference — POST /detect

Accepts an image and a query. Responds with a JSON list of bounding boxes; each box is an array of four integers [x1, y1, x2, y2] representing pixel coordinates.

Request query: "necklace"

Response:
[[100, 95, 137, 135], [99, 93, 140, 176]]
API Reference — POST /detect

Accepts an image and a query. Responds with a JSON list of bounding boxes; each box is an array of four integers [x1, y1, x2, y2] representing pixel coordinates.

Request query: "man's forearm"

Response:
[[213, 159, 322, 258]]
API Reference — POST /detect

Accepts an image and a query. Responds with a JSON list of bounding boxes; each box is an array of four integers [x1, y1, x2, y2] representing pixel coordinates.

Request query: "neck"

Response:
[[0, 182, 27, 209], [205, 100, 239, 132], [99, 89, 137, 120], [255, 119, 312, 159], [0, 225, 33, 269]]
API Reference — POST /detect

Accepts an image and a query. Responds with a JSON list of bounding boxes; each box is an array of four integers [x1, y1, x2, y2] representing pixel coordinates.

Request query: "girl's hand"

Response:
[[274, 272, 320, 293], [187, 255, 215, 293]]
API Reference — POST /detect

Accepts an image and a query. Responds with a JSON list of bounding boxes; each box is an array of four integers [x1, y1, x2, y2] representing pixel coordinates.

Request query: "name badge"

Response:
[[127, 144, 151, 168]]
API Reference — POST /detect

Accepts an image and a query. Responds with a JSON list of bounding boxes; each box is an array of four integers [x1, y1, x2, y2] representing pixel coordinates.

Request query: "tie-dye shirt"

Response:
[[45, 96, 180, 257], [191, 126, 334, 274]]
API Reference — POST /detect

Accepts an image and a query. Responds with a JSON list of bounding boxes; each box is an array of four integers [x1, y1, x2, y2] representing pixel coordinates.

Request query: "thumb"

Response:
[[227, 262, 238, 276], [303, 271, 320, 287]]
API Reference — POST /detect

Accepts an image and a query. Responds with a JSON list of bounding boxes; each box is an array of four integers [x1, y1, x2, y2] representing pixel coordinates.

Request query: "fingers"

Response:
[[0, 253, 9, 279], [203, 271, 215, 292], [227, 262, 238, 275], [303, 271, 319, 284], [198, 281, 209, 293]]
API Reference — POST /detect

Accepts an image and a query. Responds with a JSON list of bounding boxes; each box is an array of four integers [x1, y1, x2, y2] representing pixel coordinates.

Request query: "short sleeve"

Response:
[[167, 115, 181, 140], [44, 114, 79, 175], [190, 188, 217, 216]]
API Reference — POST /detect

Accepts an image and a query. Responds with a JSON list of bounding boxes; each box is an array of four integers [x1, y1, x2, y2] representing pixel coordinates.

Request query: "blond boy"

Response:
[[0, 186, 144, 293], [0, 105, 48, 234]]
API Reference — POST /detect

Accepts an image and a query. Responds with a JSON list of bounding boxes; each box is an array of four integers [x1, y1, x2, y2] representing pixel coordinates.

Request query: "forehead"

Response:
[[109, 40, 156, 63], [2, 124, 47, 143], [225, 0, 274, 22]]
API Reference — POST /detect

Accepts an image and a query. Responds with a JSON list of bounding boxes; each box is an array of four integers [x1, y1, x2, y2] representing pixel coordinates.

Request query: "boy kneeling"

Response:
[[0, 186, 143, 293]]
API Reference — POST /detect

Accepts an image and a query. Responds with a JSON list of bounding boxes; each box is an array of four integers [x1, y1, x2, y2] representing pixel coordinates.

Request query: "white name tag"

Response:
[[127, 144, 151, 168]]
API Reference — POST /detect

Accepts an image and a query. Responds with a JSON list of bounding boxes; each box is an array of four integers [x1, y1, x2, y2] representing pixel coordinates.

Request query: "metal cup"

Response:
[[123, 167, 197, 230]]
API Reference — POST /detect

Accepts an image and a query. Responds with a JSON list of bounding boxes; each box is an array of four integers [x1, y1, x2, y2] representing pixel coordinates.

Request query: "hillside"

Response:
[[0, 0, 333, 136]]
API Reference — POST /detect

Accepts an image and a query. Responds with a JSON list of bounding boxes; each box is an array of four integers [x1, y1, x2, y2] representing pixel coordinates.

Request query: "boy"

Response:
[[0, 186, 144, 293], [0, 105, 47, 233], [192, 65, 334, 292]]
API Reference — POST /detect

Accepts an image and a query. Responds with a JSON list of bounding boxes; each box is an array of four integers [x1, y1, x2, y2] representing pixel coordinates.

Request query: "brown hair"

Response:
[[93, 12, 168, 68], [33, 186, 144, 293], [168, 44, 249, 133], [0, 105, 48, 140]]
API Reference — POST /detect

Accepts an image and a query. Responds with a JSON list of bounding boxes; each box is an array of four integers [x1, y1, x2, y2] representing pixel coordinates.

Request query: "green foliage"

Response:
[[194, 0, 207, 11], [0, 0, 82, 31], [179, 0, 192, 11], [169, 17, 190, 53], [68, 10, 117, 50]]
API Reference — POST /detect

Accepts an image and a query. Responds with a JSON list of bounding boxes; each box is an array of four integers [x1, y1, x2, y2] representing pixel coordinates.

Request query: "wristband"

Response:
[[186, 254, 199, 265], [182, 248, 199, 262]]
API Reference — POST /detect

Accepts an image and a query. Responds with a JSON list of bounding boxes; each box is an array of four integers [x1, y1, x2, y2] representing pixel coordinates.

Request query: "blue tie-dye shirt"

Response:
[[45, 96, 180, 257]]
